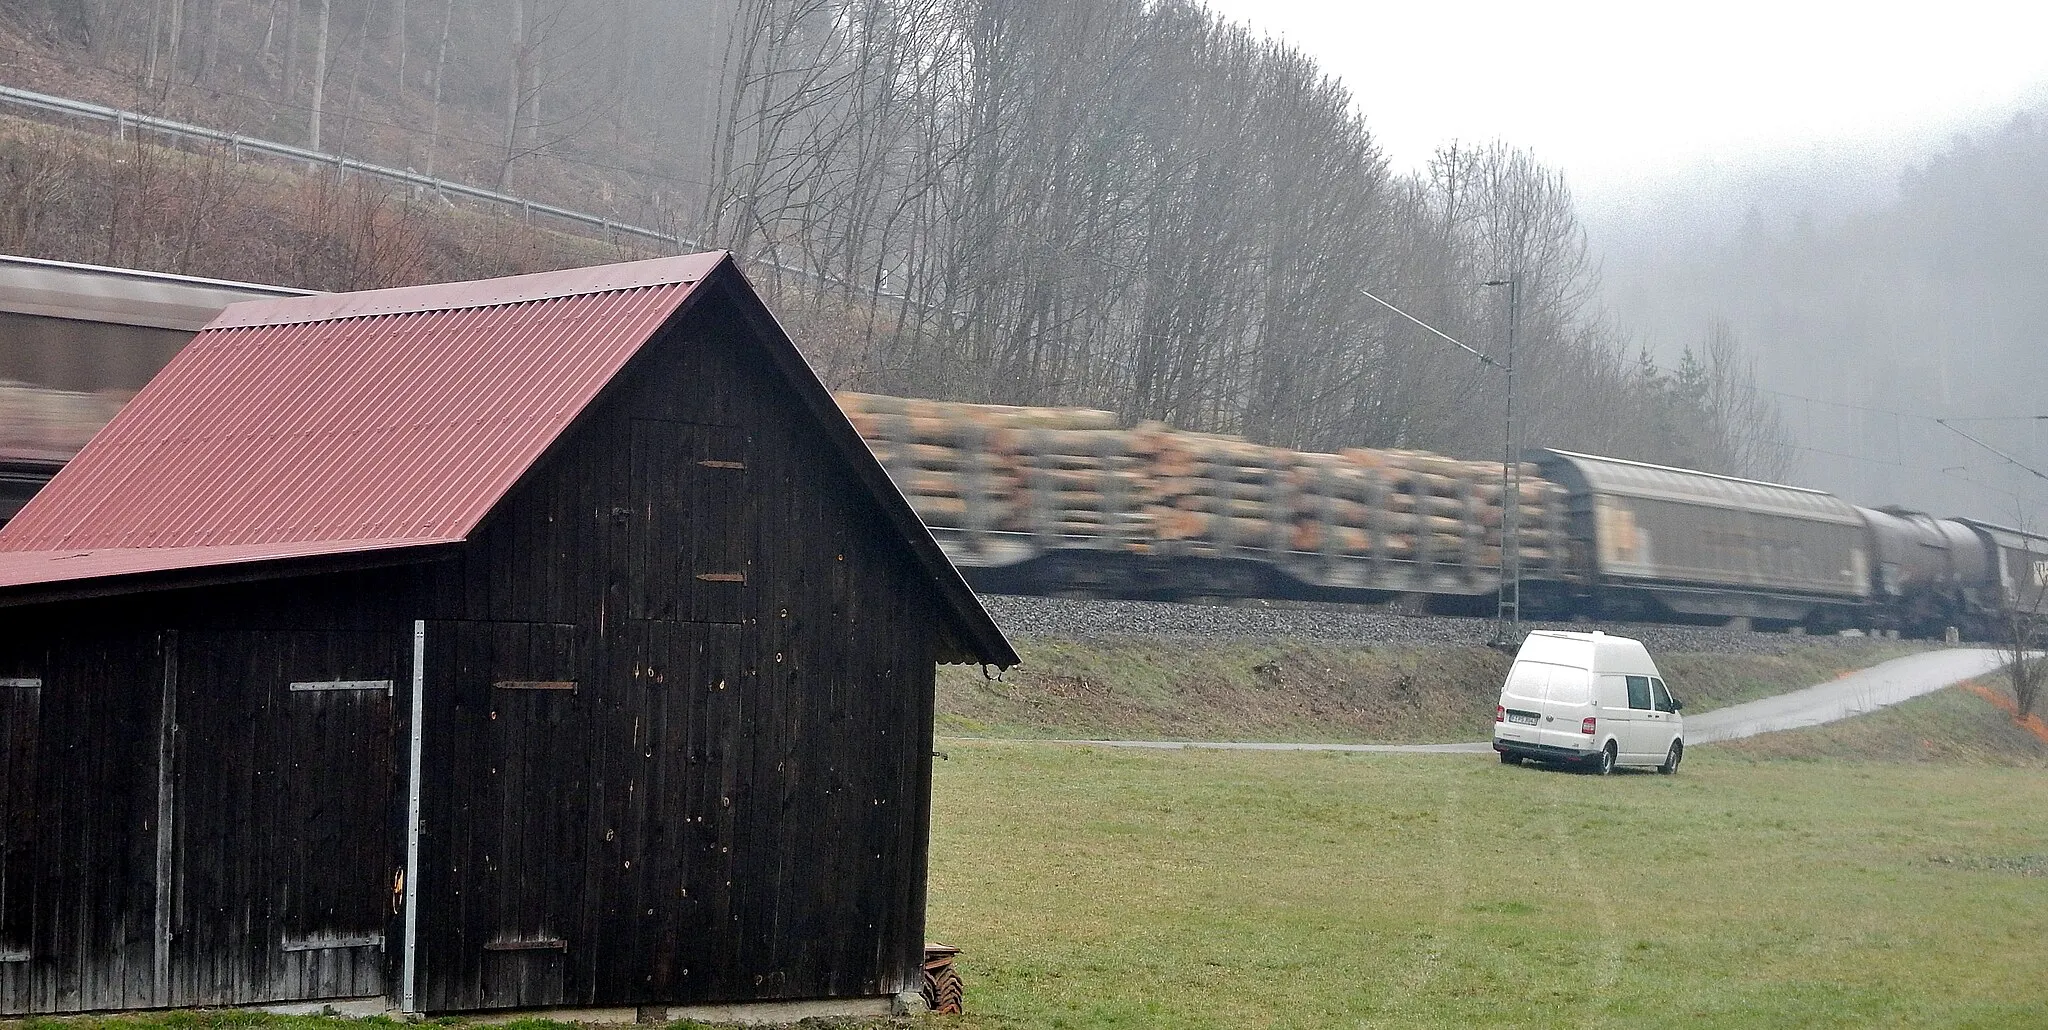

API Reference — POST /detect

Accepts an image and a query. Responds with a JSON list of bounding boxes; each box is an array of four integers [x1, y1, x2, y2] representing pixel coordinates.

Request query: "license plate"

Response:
[[1506, 711, 1539, 726]]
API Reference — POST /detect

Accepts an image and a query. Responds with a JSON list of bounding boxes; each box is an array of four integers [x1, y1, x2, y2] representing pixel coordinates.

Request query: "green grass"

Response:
[[926, 736, 2048, 1029], [937, 637, 1930, 743], [0, 1017, 759, 1030]]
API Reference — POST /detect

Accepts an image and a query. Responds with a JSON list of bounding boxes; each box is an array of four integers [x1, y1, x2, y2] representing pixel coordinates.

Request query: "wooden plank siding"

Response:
[[409, 294, 944, 1011], [0, 289, 954, 1013], [168, 630, 403, 1007]]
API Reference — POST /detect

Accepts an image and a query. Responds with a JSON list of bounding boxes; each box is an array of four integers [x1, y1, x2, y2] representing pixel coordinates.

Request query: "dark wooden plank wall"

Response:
[[0, 644, 45, 1011], [0, 628, 161, 1013], [171, 630, 403, 1007], [418, 619, 583, 1011], [0, 609, 414, 1015], [413, 296, 944, 1011]]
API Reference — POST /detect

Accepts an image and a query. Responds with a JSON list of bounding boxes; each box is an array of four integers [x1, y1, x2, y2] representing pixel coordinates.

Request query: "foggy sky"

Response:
[[1202, 0, 2048, 522]]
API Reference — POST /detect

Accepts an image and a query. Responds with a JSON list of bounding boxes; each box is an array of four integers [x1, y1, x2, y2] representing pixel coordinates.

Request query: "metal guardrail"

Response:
[[0, 83, 933, 308], [0, 83, 702, 250]]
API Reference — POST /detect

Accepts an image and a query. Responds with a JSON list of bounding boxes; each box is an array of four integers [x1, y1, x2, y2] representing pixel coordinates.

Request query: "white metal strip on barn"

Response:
[[402, 620, 426, 1013]]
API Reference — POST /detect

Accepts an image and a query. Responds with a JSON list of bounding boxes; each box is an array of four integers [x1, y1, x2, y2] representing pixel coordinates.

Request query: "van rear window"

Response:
[[1507, 662, 1591, 705], [1547, 668, 1591, 705], [1503, 662, 1550, 702]]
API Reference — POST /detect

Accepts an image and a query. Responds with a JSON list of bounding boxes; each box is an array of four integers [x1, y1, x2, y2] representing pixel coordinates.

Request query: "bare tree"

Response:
[[1994, 535, 2048, 718], [1698, 319, 1796, 480], [424, 0, 453, 177], [495, 0, 619, 190]]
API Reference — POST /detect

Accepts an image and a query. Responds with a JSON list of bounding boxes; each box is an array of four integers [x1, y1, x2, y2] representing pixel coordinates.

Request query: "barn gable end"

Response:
[[0, 254, 1011, 1016]]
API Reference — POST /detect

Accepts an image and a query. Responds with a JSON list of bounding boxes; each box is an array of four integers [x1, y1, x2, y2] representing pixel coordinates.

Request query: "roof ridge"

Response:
[[209, 252, 727, 330]]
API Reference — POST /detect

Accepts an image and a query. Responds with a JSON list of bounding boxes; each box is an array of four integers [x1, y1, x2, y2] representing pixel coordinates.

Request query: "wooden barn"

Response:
[[0, 252, 1016, 1017]]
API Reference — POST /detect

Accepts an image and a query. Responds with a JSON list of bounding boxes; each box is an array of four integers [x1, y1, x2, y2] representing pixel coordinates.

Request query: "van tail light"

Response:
[[1581, 717, 1597, 735], [1495, 705, 1505, 723]]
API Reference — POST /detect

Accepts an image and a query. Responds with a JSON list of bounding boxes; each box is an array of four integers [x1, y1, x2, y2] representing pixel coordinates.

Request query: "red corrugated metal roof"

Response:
[[0, 252, 723, 574]]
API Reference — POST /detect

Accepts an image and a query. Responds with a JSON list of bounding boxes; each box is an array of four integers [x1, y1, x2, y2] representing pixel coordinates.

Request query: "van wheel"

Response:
[[1500, 752, 1523, 765], [1595, 742, 1617, 776], [1659, 741, 1683, 775]]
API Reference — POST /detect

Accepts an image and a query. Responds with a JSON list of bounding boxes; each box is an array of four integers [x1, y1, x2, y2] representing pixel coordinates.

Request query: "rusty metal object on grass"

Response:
[[922, 943, 963, 1014]]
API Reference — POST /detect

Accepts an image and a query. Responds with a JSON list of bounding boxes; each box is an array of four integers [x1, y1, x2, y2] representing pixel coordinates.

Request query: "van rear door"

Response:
[[1538, 664, 1595, 752], [1497, 661, 1549, 745]]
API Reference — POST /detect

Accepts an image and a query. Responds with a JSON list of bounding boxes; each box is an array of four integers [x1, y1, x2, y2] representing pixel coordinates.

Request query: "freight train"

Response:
[[3, 254, 2043, 638], [834, 392, 2046, 639]]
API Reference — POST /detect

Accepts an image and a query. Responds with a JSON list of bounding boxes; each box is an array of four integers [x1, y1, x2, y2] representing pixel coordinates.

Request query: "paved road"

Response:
[[1681, 647, 2007, 743], [1042, 648, 2009, 754]]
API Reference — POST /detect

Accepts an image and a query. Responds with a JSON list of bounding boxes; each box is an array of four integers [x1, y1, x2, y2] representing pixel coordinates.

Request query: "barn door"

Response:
[[418, 620, 583, 1012], [628, 419, 751, 624], [171, 631, 402, 1007]]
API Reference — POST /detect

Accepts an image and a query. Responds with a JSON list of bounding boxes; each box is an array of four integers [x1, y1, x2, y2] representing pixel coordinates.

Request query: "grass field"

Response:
[[926, 697, 2048, 1029]]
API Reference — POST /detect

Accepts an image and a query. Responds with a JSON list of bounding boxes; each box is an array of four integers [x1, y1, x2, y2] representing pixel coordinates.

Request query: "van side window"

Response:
[[1651, 679, 1676, 713], [1626, 675, 1652, 711]]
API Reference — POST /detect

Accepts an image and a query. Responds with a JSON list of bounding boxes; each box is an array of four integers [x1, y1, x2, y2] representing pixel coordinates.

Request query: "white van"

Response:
[[1491, 630, 1684, 774]]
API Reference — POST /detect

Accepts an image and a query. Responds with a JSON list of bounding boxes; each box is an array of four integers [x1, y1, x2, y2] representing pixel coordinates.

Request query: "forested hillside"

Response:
[[1596, 108, 2048, 518], [0, 0, 1788, 476]]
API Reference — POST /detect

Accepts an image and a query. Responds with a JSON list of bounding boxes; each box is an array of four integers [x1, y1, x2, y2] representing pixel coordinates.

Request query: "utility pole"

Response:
[[309, 0, 332, 151], [1359, 276, 1523, 644], [1482, 276, 1520, 645]]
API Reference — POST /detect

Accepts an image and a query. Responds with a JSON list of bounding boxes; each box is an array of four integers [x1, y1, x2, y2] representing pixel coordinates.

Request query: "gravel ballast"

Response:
[[975, 593, 1929, 656]]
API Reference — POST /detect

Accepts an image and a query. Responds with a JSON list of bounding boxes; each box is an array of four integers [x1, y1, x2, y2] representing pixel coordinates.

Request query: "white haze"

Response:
[[1205, 0, 2048, 520], [1199, 0, 2048, 196]]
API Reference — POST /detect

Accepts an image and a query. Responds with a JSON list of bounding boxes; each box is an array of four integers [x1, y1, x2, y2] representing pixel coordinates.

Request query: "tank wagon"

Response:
[[1854, 506, 1992, 637], [1, 253, 2042, 639]]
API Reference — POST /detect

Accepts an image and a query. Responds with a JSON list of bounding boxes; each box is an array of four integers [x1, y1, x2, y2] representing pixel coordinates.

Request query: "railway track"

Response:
[[974, 592, 1927, 656]]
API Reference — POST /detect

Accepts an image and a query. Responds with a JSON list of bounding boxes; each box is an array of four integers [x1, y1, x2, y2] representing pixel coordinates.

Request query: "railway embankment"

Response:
[[941, 595, 1942, 744]]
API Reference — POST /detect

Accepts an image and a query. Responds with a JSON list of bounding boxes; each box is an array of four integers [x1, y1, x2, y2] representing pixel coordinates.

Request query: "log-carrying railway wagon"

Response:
[[1, 253, 2043, 638], [838, 391, 1570, 607]]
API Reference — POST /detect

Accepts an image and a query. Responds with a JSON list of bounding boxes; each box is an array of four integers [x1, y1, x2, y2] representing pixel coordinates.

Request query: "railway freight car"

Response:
[[0, 255, 308, 524], [0, 254, 310, 392], [1532, 449, 1871, 630], [1855, 506, 1992, 637], [1956, 518, 2048, 617], [837, 391, 1568, 609]]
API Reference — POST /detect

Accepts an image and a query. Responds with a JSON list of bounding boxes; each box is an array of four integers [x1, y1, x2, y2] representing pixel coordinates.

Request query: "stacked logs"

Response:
[[838, 392, 1125, 536], [834, 391, 1563, 568]]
